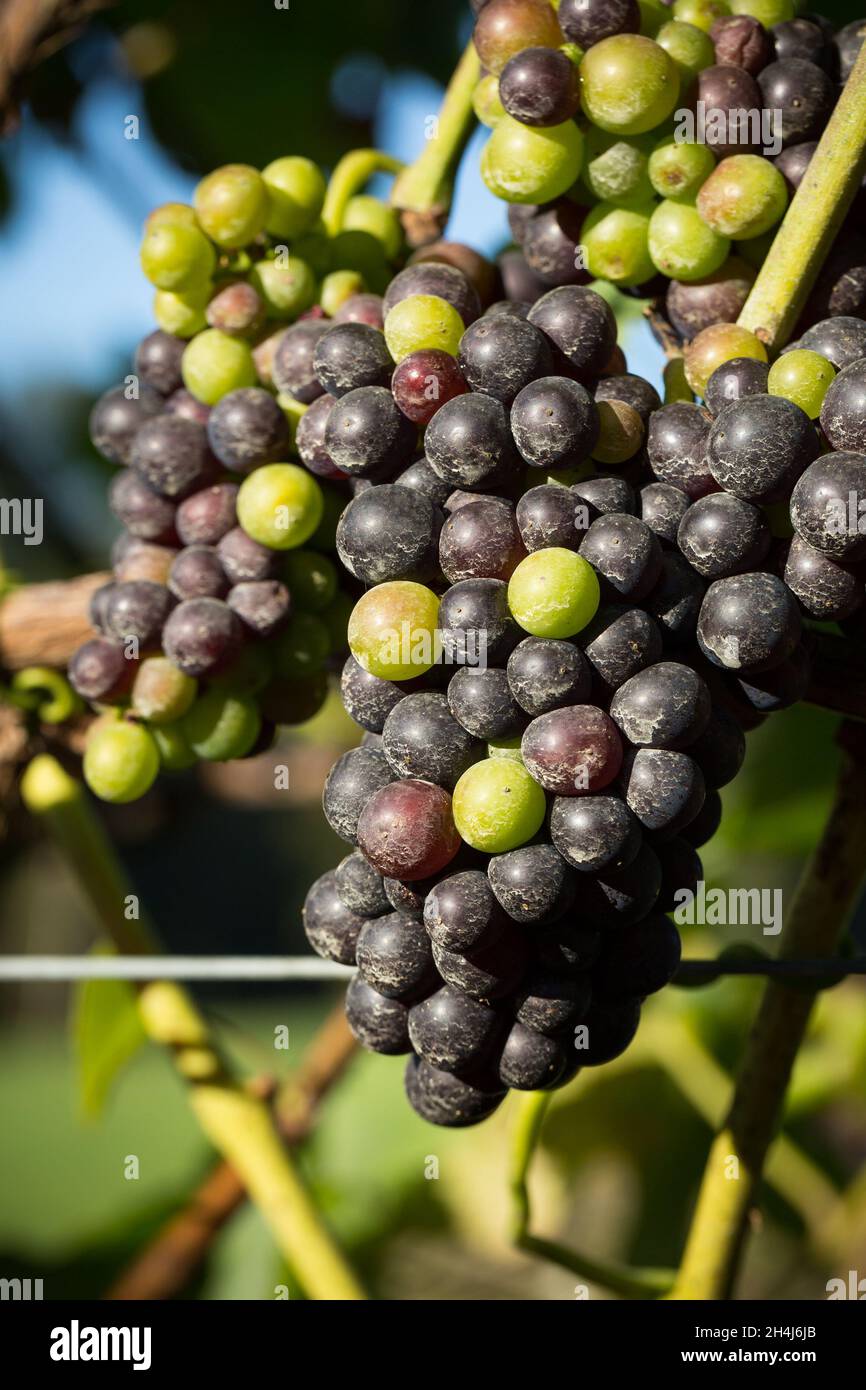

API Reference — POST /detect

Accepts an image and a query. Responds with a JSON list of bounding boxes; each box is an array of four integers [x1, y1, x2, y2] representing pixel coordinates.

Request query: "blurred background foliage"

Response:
[[0, 0, 864, 1302]]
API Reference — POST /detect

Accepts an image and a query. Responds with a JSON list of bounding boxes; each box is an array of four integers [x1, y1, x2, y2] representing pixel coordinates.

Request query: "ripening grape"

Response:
[[384, 294, 465, 361], [767, 349, 836, 419], [357, 779, 461, 881], [697, 155, 788, 240], [648, 136, 716, 202], [473, 0, 565, 75], [683, 323, 768, 397], [348, 581, 440, 680], [131, 657, 197, 723]]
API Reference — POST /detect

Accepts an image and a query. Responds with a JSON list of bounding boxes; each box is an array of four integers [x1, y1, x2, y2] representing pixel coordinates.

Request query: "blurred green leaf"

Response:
[[72, 948, 148, 1119]]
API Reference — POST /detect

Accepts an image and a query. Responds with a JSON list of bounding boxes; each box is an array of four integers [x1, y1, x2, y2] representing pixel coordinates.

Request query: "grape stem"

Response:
[[738, 44, 866, 351], [509, 1090, 675, 1298], [670, 722, 866, 1299], [390, 39, 481, 246], [19, 754, 366, 1302], [321, 149, 405, 239]]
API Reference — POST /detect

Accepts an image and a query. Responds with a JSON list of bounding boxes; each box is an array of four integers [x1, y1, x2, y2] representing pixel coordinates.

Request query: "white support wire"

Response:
[[0, 956, 354, 982]]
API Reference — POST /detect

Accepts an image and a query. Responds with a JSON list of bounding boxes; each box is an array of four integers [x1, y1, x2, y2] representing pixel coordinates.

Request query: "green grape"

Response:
[[579, 36, 680, 136], [250, 257, 317, 320], [487, 736, 524, 763], [639, 0, 669, 35], [282, 549, 338, 612], [210, 643, 273, 696], [330, 230, 390, 290], [276, 393, 306, 456], [649, 199, 730, 280], [194, 163, 269, 248], [684, 322, 767, 396], [649, 135, 716, 200], [473, 73, 506, 128], [452, 758, 546, 854], [145, 202, 197, 233], [272, 612, 331, 678], [83, 720, 160, 804], [343, 195, 403, 261], [697, 155, 788, 239], [767, 349, 836, 419], [508, 548, 600, 639], [293, 228, 333, 277], [481, 114, 584, 204], [262, 156, 326, 239], [593, 400, 645, 463], [140, 222, 215, 293], [131, 657, 197, 724], [152, 723, 198, 771], [581, 202, 655, 286], [729, 0, 793, 24], [320, 269, 366, 316], [237, 463, 324, 550], [182, 688, 261, 761], [348, 581, 440, 681], [384, 294, 465, 361], [734, 228, 775, 270], [581, 130, 654, 207], [655, 19, 715, 83], [560, 42, 585, 66], [671, 0, 730, 32], [182, 328, 257, 405], [154, 285, 209, 338]]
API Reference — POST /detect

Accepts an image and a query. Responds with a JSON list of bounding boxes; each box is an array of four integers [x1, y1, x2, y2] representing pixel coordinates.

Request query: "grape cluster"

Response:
[[298, 243, 830, 1127], [473, 0, 866, 336], [70, 155, 418, 803]]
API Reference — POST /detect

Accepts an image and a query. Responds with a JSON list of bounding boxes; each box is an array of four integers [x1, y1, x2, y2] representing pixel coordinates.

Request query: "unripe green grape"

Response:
[[140, 222, 216, 292], [182, 328, 256, 404], [655, 19, 715, 82], [473, 73, 506, 128], [320, 269, 366, 317], [237, 463, 324, 550], [321, 589, 354, 653], [487, 736, 524, 763], [83, 720, 160, 803], [734, 229, 775, 271], [582, 130, 653, 207], [649, 199, 730, 280], [384, 294, 465, 361], [272, 612, 331, 677], [649, 135, 716, 200], [729, 0, 793, 24], [481, 114, 584, 203], [330, 230, 389, 290], [508, 548, 600, 639], [697, 155, 788, 240], [579, 36, 680, 136], [131, 657, 197, 724], [671, 0, 730, 32], [152, 722, 198, 771], [293, 228, 333, 277], [194, 163, 269, 248], [639, 0, 669, 36], [348, 581, 440, 681], [343, 195, 403, 261], [452, 758, 546, 854], [154, 285, 209, 338], [684, 322, 767, 396], [182, 688, 261, 761], [581, 202, 656, 286], [262, 156, 326, 239], [250, 257, 317, 320], [767, 349, 836, 419], [145, 202, 198, 233], [282, 549, 338, 612]]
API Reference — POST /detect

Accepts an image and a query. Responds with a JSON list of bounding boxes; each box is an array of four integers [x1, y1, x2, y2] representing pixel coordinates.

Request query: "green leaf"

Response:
[[72, 946, 148, 1119]]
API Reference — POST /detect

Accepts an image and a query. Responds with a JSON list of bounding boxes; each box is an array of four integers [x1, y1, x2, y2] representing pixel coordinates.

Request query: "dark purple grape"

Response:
[[783, 533, 864, 620], [426, 392, 521, 490], [356, 911, 437, 1001], [572, 476, 637, 524], [109, 469, 177, 543], [498, 1023, 567, 1090], [734, 639, 811, 713], [431, 923, 528, 1000], [165, 388, 211, 426], [499, 249, 549, 304], [457, 313, 552, 406], [800, 233, 866, 324], [645, 551, 706, 648], [404, 1055, 505, 1127], [103, 580, 174, 649], [484, 297, 532, 320], [580, 513, 662, 601], [799, 316, 866, 371], [527, 286, 617, 382], [424, 869, 508, 953], [656, 835, 702, 913], [345, 975, 411, 1055], [228, 579, 291, 635], [324, 386, 417, 479], [384, 262, 480, 327], [514, 967, 592, 1038], [790, 453, 866, 562], [206, 388, 290, 473], [620, 748, 705, 838], [576, 998, 641, 1066], [695, 65, 763, 156], [581, 841, 663, 926], [550, 793, 641, 874], [711, 14, 773, 74], [520, 200, 589, 288], [698, 572, 802, 672], [688, 704, 746, 789], [439, 497, 527, 582], [206, 281, 265, 337], [507, 636, 591, 716], [313, 322, 393, 397], [395, 456, 454, 507], [341, 655, 404, 733], [336, 484, 441, 584], [647, 402, 715, 500], [757, 57, 834, 147], [708, 395, 819, 504], [383, 691, 479, 789], [488, 842, 576, 924], [438, 578, 519, 666], [521, 705, 623, 796], [511, 375, 599, 470], [334, 293, 385, 329], [537, 921, 603, 974], [581, 603, 663, 694], [89, 383, 164, 465], [357, 779, 461, 881], [303, 869, 365, 964], [68, 638, 134, 702], [162, 596, 243, 676], [335, 850, 390, 918], [559, 0, 639, 47], [681, 786, 723, 847], [168, 545, 228, 600], [774, 140, 817, 196], [677, 492, 770, 578], [592, 913, 681, 1003], [772, 17, 831, 68], [610, 661, 710, 750], [639, 482, 690, 544], [819, 359, 866, 453], [499, 46, 580, 127], [175, 483, 238, 546], [135, 330, 185, 396], [516, 485, 581, 552], [295, 394, 344, 480], [704, 357, 770, 416], [217, 526, 280, 583], [131, 414, 217, 499], [665, 259, 756, 342], [447, 666, 523, 739], [835, 17, 866, 83], [271, 321, 329, 403], [407, 986, 501, 1074], [322, 745, 395, 845]]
